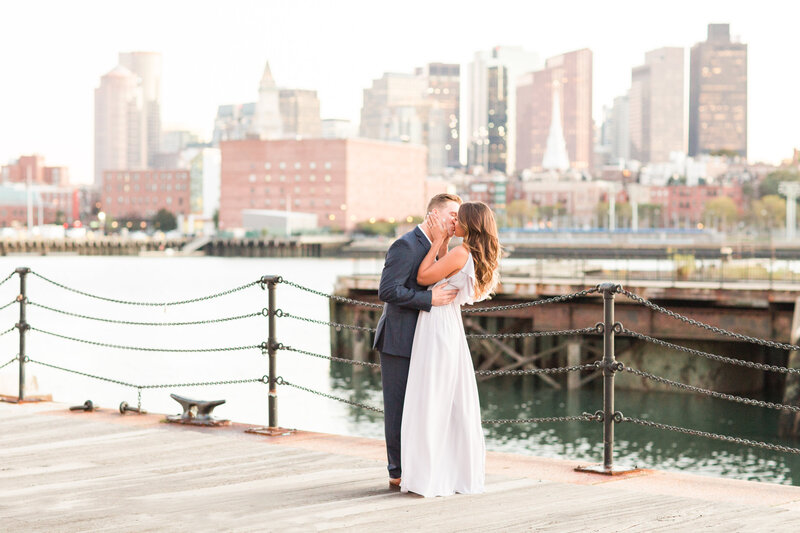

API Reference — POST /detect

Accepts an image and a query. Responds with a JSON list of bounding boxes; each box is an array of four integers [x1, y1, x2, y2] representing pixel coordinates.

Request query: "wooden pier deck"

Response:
[[3, 402, 800, 532]]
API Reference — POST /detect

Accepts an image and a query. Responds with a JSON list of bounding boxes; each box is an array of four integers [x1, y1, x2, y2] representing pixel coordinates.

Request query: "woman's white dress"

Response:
[[400, 253, 486, 497]]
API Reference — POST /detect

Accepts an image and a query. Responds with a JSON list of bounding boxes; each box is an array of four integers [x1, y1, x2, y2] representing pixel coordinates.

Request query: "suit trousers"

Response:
[[380, 352, 410, 479]]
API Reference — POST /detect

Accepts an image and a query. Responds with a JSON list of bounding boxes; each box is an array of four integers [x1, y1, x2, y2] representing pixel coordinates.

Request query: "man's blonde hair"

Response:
[[427, 193, 462, 213]]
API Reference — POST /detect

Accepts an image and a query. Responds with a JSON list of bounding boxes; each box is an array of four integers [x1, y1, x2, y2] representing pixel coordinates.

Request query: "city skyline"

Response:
[[2, 0, 799, 182]]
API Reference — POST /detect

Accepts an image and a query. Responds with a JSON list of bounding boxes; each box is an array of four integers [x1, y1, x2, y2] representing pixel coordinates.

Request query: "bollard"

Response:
[[16, 267, 30, 402]]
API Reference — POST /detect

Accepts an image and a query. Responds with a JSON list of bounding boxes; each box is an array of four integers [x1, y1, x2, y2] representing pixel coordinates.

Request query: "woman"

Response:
[[400, 201, 501, 497]]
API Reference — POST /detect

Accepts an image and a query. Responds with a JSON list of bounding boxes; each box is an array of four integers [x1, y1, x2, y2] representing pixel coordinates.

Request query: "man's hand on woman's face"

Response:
[[425, 210, 448, 241]]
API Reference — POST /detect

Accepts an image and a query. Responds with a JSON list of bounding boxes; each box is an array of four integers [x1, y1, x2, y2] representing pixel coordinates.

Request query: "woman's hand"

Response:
[[425, 211, 448, 243]]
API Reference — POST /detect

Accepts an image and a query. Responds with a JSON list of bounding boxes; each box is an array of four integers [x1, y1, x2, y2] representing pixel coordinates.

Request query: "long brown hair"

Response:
[[457, 201, 500, 300]]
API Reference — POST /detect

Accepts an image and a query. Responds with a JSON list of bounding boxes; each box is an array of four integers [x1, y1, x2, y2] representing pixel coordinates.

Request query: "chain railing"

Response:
[[2, 268, 800, 477]]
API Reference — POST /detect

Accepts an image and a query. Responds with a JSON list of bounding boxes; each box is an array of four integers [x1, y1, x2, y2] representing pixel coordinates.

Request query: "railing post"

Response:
[[600, 282, 617, 471], [16, 267, 30, 402], [264, 275, 280, 428], [576, 282, 637, 475]]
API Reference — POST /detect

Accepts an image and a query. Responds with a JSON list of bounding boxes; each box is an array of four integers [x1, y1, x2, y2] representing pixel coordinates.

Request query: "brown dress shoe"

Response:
[[389, 478, 401, 491]]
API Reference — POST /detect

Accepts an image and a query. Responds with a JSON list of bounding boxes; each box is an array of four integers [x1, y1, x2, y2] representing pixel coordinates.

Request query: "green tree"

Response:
[[54, 210, 66, 225], [759, 169, 800, 197], [213, 209, 219, 229], [505, 199, 538, 228], [749, 195, 786, 230], [153, 209, 177, 232], [702, 196, 739, 231]]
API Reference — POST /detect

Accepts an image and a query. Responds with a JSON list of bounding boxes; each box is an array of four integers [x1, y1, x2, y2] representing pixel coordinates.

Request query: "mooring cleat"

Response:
[[165, 393, 230, 426]]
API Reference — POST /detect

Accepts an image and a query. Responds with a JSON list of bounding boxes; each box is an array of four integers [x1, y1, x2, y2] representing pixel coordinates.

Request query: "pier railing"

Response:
[[2, 268, 800, 474]]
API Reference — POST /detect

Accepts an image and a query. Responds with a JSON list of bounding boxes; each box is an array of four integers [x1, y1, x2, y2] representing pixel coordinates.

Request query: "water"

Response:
[[0, 255, 798, 486]]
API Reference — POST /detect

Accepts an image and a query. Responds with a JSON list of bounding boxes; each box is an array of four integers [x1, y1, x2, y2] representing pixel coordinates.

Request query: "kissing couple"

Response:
[[373, 193, 501, 497]]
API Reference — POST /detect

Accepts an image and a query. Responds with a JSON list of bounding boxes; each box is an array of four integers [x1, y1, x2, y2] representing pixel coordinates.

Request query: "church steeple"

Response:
[[253, 61, 283, 139], [542, 81, 570, 172], [259, 62, 277, 90]]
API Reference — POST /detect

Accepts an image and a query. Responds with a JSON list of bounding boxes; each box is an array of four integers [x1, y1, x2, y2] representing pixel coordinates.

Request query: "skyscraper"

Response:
[[253, 62, 283, 140], [466, 46, 541, 174], [420, 63, 461, 170], [516, 49, 593, 172], [629, 47, 684, 164], [94, 65, 146, 188], [118, 52, 162, 166], [359, 72, 427, 143], [689, 24, 747, 158], [279, 89, 322, 139]]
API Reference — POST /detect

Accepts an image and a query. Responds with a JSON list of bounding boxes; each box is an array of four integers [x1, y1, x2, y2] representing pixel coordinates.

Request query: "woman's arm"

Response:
[[416, 212, 468, 286]]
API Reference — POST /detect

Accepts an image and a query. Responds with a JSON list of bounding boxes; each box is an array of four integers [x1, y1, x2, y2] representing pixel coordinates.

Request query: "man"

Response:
[[373, 193, 462, 490]]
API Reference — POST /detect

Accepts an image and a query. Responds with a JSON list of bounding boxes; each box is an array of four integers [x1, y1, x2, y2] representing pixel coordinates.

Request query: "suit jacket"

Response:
[[373, 226, 433, 357]]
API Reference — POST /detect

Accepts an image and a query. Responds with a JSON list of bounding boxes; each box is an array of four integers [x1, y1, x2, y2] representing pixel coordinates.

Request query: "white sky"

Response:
[[1, 0, 798, 183]]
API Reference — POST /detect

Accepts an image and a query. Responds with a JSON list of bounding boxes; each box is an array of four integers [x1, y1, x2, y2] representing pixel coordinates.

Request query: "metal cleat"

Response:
[[165, 393, 230, 426], [69, 400, 97, 412], [119, 401, 147, 415]]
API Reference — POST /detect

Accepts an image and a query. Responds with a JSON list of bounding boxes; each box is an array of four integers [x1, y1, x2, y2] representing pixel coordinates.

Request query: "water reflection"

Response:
[[329, 366, 800, 485]]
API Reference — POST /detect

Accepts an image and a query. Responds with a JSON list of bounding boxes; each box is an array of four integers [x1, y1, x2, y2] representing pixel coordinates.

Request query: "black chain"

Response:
[[0, 356, 18, 371], [466, 326, 598, 339], [0, 299, 16, 312], [30, 326, 262, 353], [279, 378, 385, 413], [281, 345, 382, 369], [618, 288, 800, 352], [620, 327, 800, 375], [0, 271, 15, 288], [278, 311, 377, 332], [30, 271, 261, 306], [27, 356, 265, 390], [462, 288, 599, 314], [0, 326, 16, 337], [482, 412, 603, 425], [27, 301, 263, 326], [624, 366, 800, 413], [280, 279, 384, 309], [476, 362, 599, 377], [620, 415, 800, 455]]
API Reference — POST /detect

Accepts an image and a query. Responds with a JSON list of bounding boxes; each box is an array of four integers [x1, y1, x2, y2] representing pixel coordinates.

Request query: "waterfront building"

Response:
[[2, 154, 69, 186], [94, 65, 147, 188], [118, 52, 163, 167], [218, 138, 427, 231], [630, 47, 684, 164], [689, 24, 748, 158], [643, 182, 744, 228], [100, 169, 191, 222], [466, 46, 541, 174], [279, 89, 322, 139], [516, 49, 593, 173]]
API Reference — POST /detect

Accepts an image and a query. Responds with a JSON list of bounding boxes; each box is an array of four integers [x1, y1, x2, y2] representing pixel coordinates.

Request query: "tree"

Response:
[[505, 199, 538, 228], [759, 169, 800, 197], [749, 195, 786, 230], [702, 197, 739, 231], [153, 209, 177, 232], [213, 209, 219, 229]]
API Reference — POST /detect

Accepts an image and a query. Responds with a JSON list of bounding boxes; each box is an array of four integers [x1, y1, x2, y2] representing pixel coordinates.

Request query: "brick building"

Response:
[[101, 169, 191, 220], [219, 138, 427, 231], [1, 155, 69, 186], [645, 183, 744, 227]]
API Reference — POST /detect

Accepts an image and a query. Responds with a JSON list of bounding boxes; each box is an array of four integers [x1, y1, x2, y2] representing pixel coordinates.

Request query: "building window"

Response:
[[294, 199, 301, 206], [279, 198, 285, 206], [294, 186, 301, 193], [280, 175, 286, 182], [166, 185, 172, 192], [106, 197, 112, 204], [264, 162, 271, 170], [309, 175, 316, 182], [265, 187, 270, 194], [295, 175, 301, 182], [166, 197, 172, 204], [309, 162, 316, 169], [294, 162, 301, 169], [279, 162, 286, 169], [264, 175, 271, 182], [249, 174, 256, 182], [324, 175, 331, 182], [325, 199, 331, 206], [265, 198, 271, 206], [324, 162, 331, 169]]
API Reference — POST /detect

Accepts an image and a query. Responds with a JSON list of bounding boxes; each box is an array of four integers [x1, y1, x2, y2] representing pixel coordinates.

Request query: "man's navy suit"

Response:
[[373, 226, 433, 479]]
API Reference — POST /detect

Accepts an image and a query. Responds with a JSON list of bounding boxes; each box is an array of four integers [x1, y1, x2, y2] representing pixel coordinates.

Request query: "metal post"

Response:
[[266, 276, 279, 428], [16, 267, 30, 401], [245, 275, 296, 437], [575, 282, 637, 476], [600, 283, 616, 471]]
